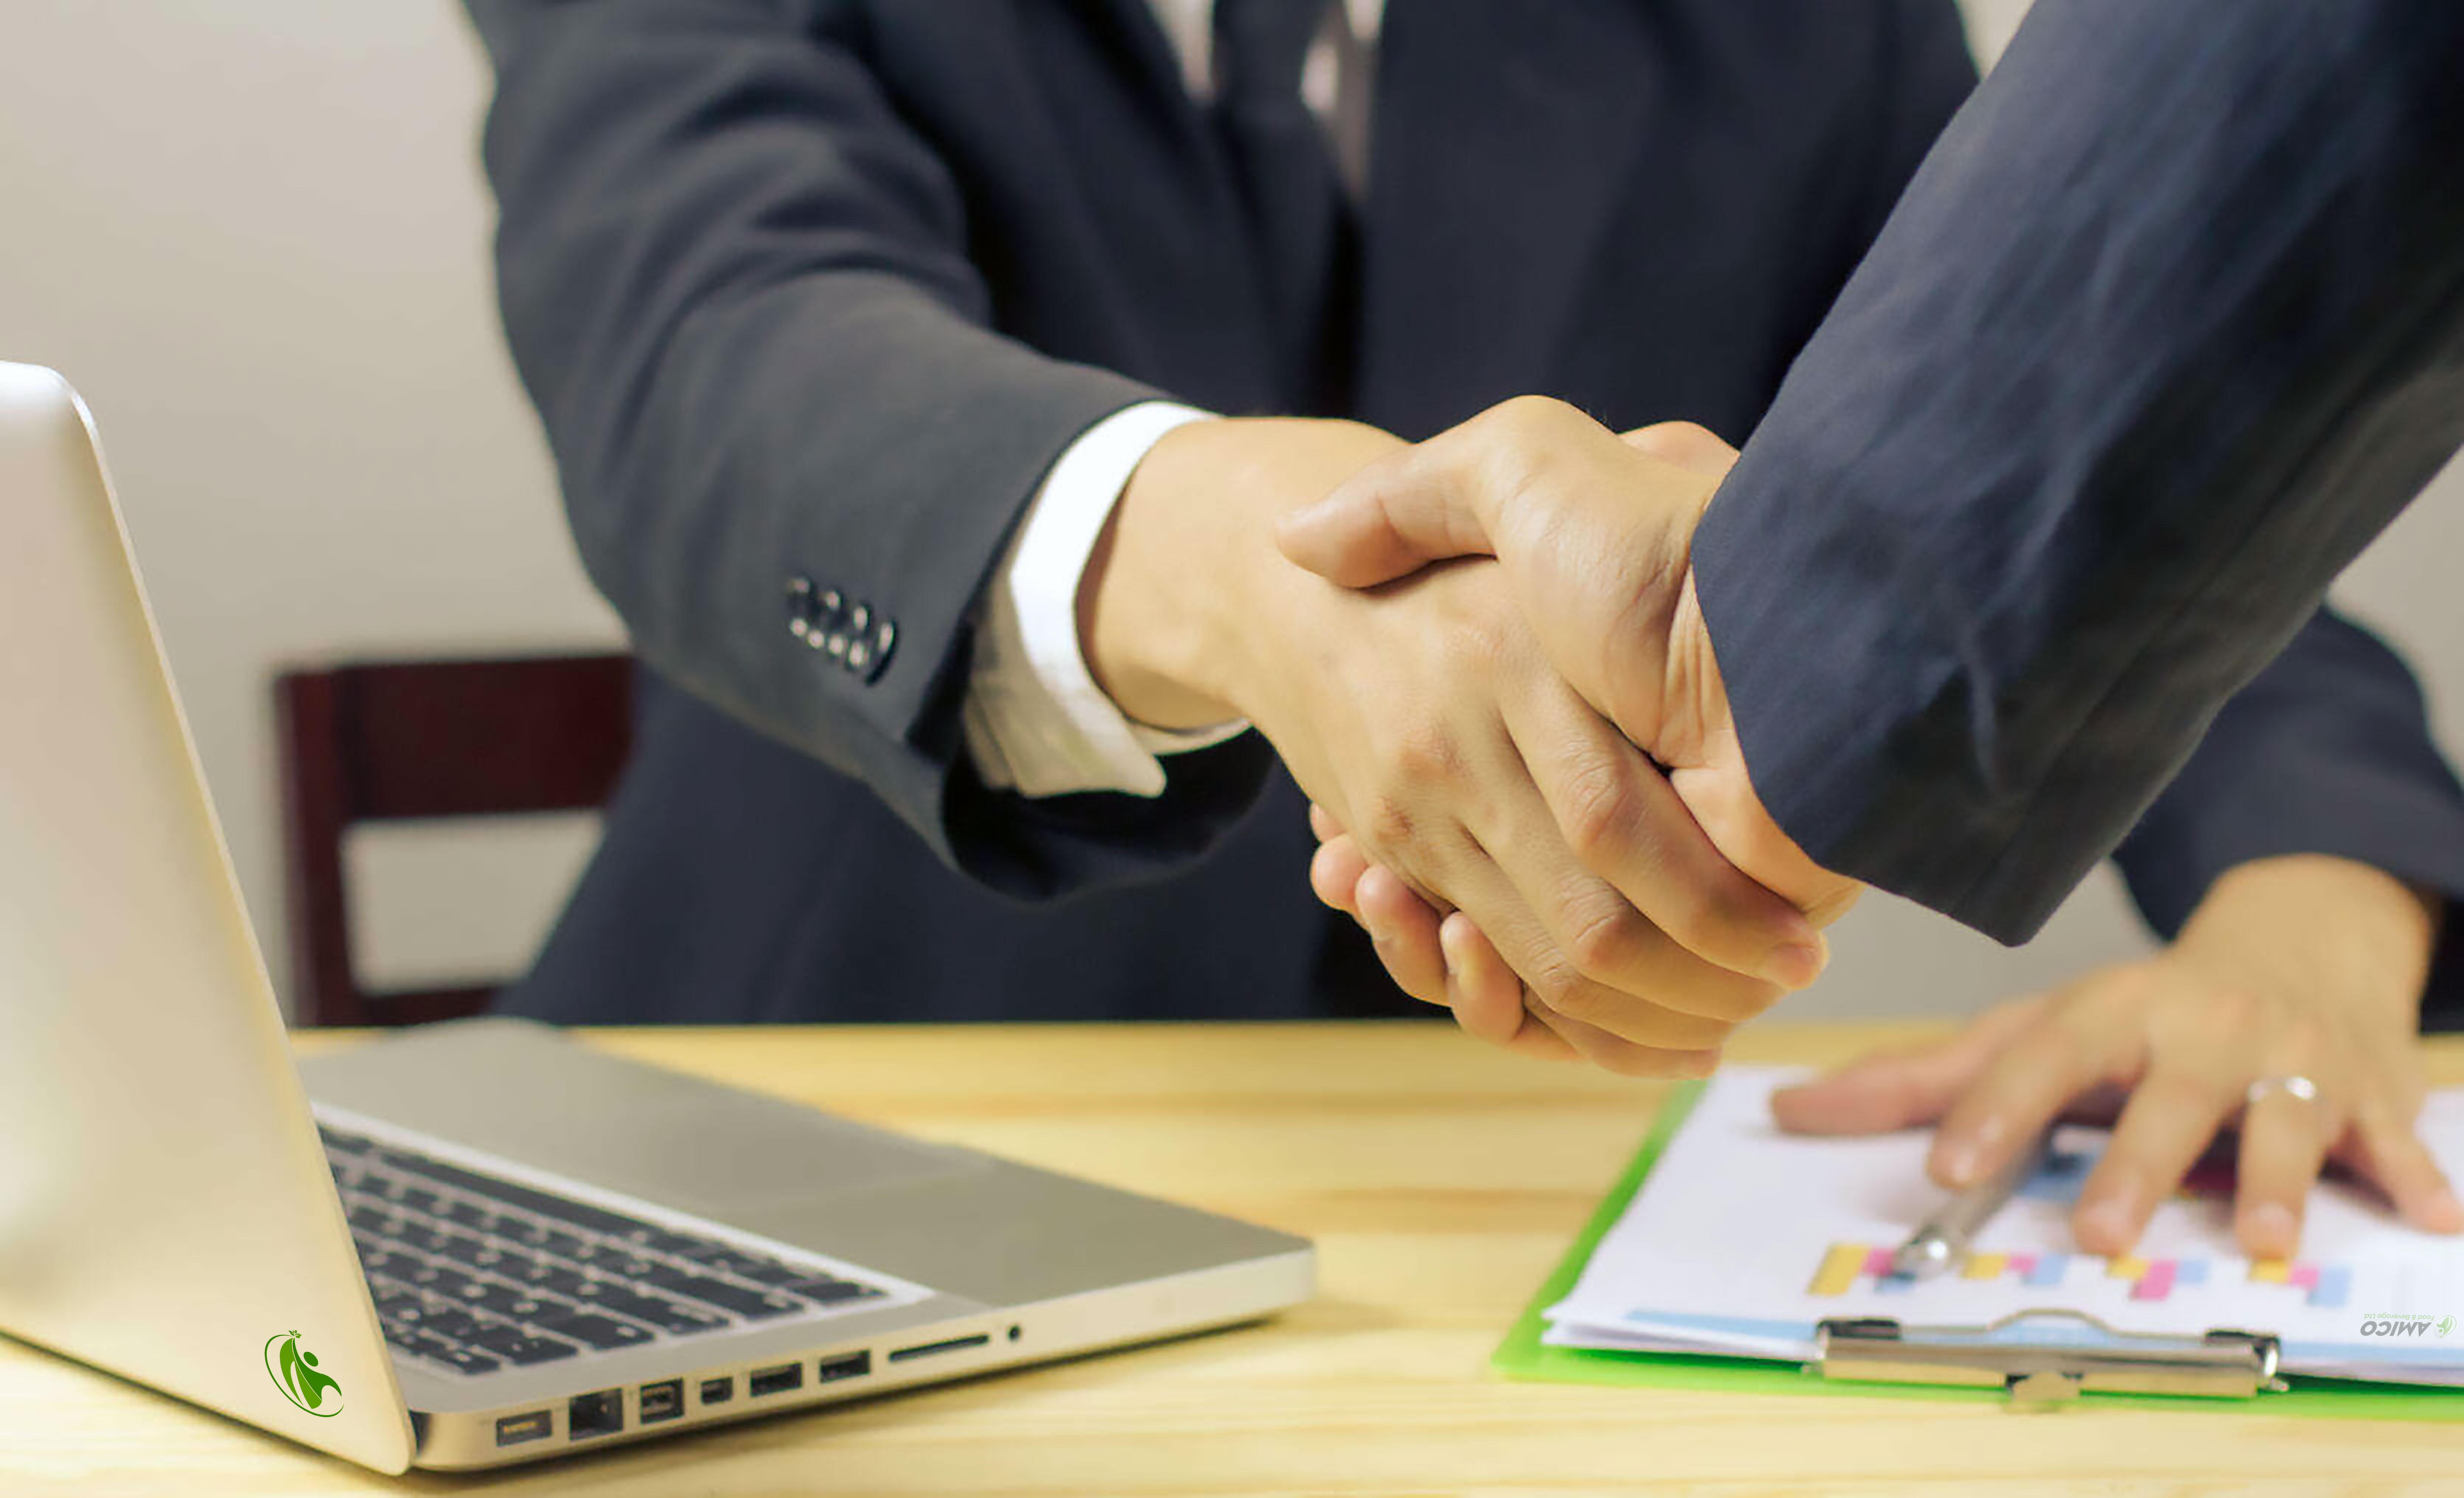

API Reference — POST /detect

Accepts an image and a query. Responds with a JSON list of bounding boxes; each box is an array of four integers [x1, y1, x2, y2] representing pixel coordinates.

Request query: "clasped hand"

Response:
[[1084, 397, 1852, 1075]]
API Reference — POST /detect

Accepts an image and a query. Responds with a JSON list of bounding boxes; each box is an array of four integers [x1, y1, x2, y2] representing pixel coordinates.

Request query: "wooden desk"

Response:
[[7, 1022, 2460, 1496]]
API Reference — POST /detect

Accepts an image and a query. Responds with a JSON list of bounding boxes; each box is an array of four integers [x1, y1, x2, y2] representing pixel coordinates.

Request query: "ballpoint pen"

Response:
[[1890, 1128, 2054, 1280]]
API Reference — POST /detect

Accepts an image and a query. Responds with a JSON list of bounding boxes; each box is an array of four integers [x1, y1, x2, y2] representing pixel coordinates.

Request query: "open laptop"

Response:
[[0, 362, 1313, 1471]]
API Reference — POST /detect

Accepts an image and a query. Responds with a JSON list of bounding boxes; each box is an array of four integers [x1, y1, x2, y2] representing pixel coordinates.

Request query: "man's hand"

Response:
[[1270, 398, 1858, 1058], [1081, 416, 1827, 1074], [1775, 856, 2464, 1258]]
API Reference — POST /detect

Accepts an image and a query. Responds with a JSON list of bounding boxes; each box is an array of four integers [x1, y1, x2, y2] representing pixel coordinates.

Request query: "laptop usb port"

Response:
[[887, 1333, 990, 1364], [748, 1362, 804, 1398], [494, 1411, 552, 1447], [639, 1378, 684, 1424], [816, 1350, 871, 1384]]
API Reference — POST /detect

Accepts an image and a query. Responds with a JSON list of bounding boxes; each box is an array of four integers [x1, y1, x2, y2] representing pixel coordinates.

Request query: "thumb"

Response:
[[1276, 442, 1498, 588]]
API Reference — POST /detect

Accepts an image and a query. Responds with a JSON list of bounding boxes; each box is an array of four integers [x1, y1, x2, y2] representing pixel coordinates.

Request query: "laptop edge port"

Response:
[[887, 1333, 992, 1364], [699, 1376, 735, 1405], [748, 1361, 804, 1397], [494, 1410, 553, 1447], [639, 1378, 685, 1423], [568, 1388, 623, 1439], [816, 1350, 871, 1384]]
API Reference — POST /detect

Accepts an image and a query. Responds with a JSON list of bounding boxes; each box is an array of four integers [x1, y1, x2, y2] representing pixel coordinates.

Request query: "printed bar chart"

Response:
[[1805, 1240, 2355, 1308]]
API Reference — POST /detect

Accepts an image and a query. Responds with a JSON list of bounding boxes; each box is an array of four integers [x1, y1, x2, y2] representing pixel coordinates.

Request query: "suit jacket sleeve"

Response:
[[463, 0, 1272, 898], [1687, 0, 2464, 944], [2113, 609, 2464, 1012]]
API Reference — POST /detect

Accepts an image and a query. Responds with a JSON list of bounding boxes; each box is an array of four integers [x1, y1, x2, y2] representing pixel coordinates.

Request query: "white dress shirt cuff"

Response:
[[963, 401, 1249, 799]]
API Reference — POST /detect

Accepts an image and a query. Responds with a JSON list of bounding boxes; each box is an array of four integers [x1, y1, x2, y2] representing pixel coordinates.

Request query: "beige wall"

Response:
[[0, 1, 2456, 1021]]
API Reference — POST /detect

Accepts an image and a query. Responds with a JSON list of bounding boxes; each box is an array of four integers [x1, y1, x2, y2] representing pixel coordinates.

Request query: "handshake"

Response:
[[1085, 397, 1863, 1075]]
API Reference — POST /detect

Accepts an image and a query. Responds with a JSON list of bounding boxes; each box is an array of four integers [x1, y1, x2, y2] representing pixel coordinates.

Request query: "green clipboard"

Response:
[[1491, 1081, 2464, 1420]]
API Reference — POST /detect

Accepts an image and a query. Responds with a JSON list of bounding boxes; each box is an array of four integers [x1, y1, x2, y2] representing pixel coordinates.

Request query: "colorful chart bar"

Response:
[[1808, 1242, 1869, 1297], [2130, 1261, 2177, 1302], [2023, 1254, 2069, 1287], [2308, 1265, 2353, 1309]]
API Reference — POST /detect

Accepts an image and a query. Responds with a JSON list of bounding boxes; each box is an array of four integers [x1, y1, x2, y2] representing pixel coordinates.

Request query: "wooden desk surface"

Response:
[[8, 1021, 2461, 1496]]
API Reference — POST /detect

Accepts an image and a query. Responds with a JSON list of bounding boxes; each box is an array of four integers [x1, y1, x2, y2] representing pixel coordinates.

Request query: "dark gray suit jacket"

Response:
[[1692, 0, 2464, 969], [465, 0, 2464, 1025]]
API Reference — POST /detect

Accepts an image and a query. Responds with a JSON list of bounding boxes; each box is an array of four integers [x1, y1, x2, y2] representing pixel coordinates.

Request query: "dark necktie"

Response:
[[1210, 0, 1356, 413]]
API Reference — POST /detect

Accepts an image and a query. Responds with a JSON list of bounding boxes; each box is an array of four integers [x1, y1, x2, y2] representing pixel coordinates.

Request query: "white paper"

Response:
[[1544, 1068, 2464, 1386]]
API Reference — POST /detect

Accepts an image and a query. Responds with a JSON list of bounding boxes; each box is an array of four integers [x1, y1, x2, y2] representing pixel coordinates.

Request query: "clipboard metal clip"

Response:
[[1812, 1310, 2287, 1408]]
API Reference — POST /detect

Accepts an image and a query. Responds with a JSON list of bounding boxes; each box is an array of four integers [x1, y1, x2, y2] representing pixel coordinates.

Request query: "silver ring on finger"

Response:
[[2246, 1073, 2321, 1109]]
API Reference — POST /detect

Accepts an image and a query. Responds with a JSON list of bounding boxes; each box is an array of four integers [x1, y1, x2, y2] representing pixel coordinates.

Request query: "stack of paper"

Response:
[[1546, 1068, 2464, 1387]]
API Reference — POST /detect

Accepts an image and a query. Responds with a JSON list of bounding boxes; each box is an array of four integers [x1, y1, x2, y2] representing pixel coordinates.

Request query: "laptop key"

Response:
[[639, 1270, 802, 1320], [535, 1229, 591, 1259], [534, 1312, 655, 1351], [394, 1223, 456, 1254], [483, 1214, 552, 1246], [433, 1345, 502, 1376], [782, 1278, 883, 1306], [574, 1283, 736, 1331], [319, 1127, 374, 1155], [688, 1249, 806, 1285], [434, 1234, 492, 1266], [534, 1266, 598, 1299], [464, 1327, 580, 1365], [456, 1282, 557, 1319], [419, 1308, 488, 1342], [565, 1242, 657, 1277], [347, 1205, 404, 1235], [621, 1226, 717, 1256], [483, 1247, 541, 1279]]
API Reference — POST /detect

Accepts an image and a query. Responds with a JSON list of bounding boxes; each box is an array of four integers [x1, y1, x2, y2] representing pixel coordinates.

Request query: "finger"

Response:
[[1519, 991, 1722, 1080], [1440, 813, 1748, 1050], [1440, 911, 1577, 1060], [1449, 783, 1764, 1039], [1310, 836, 1372, 915], [1276, 395, 1612, 588], [1508, 671, 1824, 989], [2335, 1095, 2464, 1235], [1355, 864, 1449, 1008], [2074, 1064, 2243, 1256], [1770, 997, 2048, 1135], [2235, 1079, 2335, 1259], [1309, 802, 1346, 842], [1617, 421, 1738, 477], [1274, 436, 1498, 588], [1928, 991, 2134, 1189]]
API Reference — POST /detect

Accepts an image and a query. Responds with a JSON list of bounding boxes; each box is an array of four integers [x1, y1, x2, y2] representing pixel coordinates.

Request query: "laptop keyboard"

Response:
[[322, 1125, 890, 1377]]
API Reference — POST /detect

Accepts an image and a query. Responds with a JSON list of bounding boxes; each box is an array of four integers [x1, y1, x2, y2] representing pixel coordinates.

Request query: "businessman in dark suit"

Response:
[[470, 0, 1969, 1057], [1288, 0, 2464, 1256], [468, 1, 2464, 1250]]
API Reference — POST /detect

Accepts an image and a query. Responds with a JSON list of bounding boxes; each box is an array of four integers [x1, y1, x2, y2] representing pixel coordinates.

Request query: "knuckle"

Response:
[[1558, 758, 1640, 865], [1563, 898, 1643, 984], [1526, 959, 1594, 1019], [1358, 793, 1418, 854], [1380, 718, 1465, 791]]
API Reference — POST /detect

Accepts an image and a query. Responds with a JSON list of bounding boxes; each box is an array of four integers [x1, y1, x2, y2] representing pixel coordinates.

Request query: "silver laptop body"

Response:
[[0, 362, 1313, 1472]]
